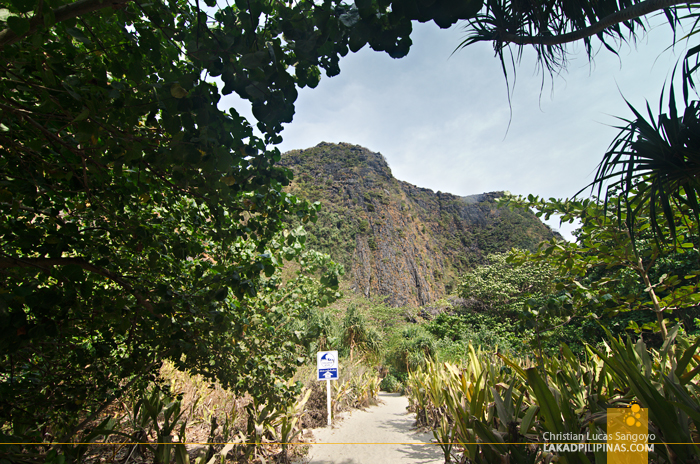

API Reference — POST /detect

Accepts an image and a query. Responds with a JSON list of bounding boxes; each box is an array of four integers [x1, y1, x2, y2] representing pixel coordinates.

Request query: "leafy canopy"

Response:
[[458, 251, 555, 316], [502, 193, 700, 341], [0, 0, 486, 453]]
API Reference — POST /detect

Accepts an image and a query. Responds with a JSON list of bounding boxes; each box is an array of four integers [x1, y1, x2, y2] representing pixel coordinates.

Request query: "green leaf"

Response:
[[520, 404, 538, 434], [66, 27, 91, 44], [170, 83, 188, 98], [472, 420, 508, 454], [7, 15, 30, 37], [339, 8, 360, 27], [73, 107, 90, 122], [675, 336, 700, 380], [174, 443, 189, 464], [214, 288, 228, 301], [525, 368, 565, 434], [497, 353, 527, 379], [490, 386, 512, 425], [42, 7, 54, 26]]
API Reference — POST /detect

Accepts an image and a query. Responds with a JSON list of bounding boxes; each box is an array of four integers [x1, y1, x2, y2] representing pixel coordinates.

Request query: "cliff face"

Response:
[[282, 142, 556, 307]]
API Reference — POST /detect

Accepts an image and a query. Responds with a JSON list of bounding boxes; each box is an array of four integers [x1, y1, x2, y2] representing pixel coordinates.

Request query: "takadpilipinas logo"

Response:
[[542, 403, 652, 462], [607, 403, 651, 464]]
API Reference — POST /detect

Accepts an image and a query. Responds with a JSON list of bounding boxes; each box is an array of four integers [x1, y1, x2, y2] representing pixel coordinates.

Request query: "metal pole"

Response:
[[326, 378, 331, 427]]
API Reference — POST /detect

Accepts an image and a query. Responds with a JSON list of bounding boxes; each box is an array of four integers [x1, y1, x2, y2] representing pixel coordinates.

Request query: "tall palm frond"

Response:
[[458, 0, 683, 80], [585, 83, 700, 240]]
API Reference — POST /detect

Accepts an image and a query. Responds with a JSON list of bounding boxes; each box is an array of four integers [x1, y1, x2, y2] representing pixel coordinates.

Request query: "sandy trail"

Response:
[[302, 392, 444, 464]]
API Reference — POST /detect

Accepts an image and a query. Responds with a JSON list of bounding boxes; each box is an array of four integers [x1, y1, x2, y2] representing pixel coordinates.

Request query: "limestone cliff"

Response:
[[282, 142, 556, 307]]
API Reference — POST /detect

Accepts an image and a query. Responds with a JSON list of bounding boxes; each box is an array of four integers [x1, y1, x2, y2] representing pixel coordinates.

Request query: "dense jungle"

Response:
[[2, 0, 700, 461]]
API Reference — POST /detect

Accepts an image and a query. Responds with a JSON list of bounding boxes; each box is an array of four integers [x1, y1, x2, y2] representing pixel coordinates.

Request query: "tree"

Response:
[[341, 304, 382, 362], [502, 193, 700, 342], [588, 86, 700, 241], [458, 251, 555, 316], [0, 0, 485, 455]]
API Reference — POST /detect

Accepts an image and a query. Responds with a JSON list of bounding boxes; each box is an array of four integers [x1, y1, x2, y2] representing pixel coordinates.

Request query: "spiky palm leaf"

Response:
[[586, 83, 700, 240], [458, 0, 685, 78]]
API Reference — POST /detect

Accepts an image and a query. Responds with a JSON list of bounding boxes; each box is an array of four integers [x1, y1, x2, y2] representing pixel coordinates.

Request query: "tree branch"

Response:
[[0, 102, 80, 153], [498, 0, 692, 46], [0, 0, 131, 49], [0, 256, 154, 311]]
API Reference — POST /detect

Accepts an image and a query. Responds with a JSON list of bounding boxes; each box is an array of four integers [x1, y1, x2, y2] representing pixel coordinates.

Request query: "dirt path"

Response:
[[301, 392, 444, 464]]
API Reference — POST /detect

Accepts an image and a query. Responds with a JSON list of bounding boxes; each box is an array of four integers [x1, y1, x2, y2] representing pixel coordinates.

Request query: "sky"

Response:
[[221, 16, 691, 240]]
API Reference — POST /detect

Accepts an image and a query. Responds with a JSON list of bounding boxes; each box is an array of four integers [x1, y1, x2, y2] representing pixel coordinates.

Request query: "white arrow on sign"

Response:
[[323, 371, 333, 379]]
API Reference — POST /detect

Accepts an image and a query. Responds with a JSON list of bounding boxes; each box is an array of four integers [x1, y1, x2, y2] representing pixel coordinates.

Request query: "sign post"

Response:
[[317, 351, 338, 427]]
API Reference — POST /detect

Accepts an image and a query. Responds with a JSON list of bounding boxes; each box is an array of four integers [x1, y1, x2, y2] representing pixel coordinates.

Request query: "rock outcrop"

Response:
[[282, 142, 557, 307]]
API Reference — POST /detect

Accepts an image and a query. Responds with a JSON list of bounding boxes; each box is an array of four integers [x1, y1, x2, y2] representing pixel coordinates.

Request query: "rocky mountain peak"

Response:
[[284, 142, 393, 180], [282, 143, 556, 307]]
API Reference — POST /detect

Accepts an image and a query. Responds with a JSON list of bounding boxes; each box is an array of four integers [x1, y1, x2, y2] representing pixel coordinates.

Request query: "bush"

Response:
[[341, 305, 383, 362], [387, 325, 437, 374], [380, 374, 402, 393], [406, 331, 700, 464], [427, 312, 526, 355]]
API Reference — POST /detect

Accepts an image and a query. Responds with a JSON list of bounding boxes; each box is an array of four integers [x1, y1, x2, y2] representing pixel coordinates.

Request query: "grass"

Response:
[[77, 355, 383, 464]]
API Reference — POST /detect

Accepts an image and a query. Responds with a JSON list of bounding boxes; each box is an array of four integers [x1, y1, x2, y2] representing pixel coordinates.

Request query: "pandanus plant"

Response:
[[407, 327, 700, 463]]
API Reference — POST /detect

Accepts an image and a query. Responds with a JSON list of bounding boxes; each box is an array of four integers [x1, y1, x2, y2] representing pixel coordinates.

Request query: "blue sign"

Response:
[[317, 350, 339, 381], [317, 368, 338, 380]]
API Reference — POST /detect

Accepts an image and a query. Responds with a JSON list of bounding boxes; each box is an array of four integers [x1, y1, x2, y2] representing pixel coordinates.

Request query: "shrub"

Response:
[[407, 329, 700, 464], [427, 312, 526, 355], [342, 305, 383, 362], [380, 374, 402, 393], [388, 326, 437, 374]]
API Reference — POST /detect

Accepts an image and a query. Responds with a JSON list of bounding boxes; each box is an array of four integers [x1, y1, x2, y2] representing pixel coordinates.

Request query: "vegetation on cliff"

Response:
[[281, 142, 557, 306]]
